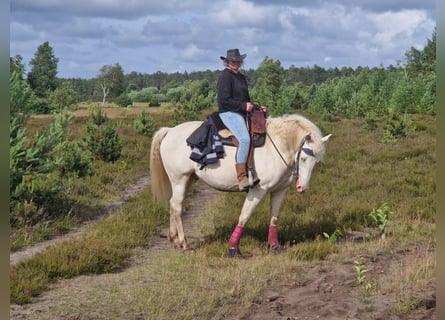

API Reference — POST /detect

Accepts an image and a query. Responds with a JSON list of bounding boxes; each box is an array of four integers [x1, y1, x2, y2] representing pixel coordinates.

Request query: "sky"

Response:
[[10, 0, 436, 79]]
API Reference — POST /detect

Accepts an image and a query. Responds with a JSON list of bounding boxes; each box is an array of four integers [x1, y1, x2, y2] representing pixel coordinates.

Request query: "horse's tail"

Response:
[[150, 127, 172, 205]]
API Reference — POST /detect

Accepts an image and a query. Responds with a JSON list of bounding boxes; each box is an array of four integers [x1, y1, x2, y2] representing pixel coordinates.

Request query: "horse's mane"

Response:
[[266, 114, 326, 160]]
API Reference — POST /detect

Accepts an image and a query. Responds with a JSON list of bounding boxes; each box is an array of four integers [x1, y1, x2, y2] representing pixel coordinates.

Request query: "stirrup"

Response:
[[248, 169, 260, 187], [251, 177, 260, 187]]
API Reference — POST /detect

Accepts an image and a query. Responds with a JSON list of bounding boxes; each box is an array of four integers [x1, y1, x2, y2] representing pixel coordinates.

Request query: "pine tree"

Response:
[[27, 41, 59, 98]]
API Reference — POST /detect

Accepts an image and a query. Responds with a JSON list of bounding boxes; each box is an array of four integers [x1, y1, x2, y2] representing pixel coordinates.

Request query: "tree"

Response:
[[97, 63, 125, 106], [50, 81, 78, 113], [405, 27, 436, 77], [10, 55, 33, 115], [251, 57, 284, 115], [27, 41, 59, 98]]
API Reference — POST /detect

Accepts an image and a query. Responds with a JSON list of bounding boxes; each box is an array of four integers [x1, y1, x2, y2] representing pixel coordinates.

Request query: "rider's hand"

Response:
[[246, 102, 254, 112], [260, 105, 268, 113]]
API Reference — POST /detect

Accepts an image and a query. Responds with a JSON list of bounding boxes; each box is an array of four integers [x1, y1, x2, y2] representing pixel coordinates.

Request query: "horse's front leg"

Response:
[[228, 189, 267, 256], [268, 188, 288, 251]]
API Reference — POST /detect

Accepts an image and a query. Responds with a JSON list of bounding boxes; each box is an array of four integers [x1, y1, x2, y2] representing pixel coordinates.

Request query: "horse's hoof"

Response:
[[268, 244, 286, 253], [228, 247, 243, 258], [183, 247, 195, 254], [227, 248, 253, 258]]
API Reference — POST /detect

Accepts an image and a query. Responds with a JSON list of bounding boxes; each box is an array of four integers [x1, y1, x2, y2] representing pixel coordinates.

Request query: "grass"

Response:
[[10, 110, 435, 318]]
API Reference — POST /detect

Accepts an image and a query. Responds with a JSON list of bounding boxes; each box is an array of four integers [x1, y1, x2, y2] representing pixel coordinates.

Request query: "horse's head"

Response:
[[295, 133, 331, 193]]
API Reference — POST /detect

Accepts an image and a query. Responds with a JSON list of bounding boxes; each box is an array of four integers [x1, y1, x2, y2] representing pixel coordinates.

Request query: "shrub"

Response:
[[85, 123, 122, 162], [382, 112, 411, 142], [114, 93, 132, 108], [363, 111, 378, 131], [148, 95, 160, 107], [10, 112, 78, 227], [133, 110, 157, 136], [53, 141, 93, 177]]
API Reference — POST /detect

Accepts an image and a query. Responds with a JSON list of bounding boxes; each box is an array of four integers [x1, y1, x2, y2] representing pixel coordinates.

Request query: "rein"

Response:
[[266, 132, 312, 178]]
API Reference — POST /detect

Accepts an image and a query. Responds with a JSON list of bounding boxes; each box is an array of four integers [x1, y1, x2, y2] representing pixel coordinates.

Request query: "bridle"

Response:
[[266, 132, 315, 178]]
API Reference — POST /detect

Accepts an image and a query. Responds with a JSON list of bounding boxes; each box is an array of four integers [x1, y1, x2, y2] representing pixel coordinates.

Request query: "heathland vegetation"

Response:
[[10, 29, 435, 318]]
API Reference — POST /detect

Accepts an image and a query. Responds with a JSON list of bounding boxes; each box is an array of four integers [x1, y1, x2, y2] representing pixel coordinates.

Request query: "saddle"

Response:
[[208, 109, 266, 148], [208, 108, 267, 176]]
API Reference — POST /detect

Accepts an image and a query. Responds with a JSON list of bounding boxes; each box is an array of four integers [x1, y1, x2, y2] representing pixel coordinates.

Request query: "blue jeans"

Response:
[[219, 112, 250, 163]]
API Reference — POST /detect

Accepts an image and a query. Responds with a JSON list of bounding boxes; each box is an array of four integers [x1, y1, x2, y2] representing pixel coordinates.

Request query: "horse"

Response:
[[149, 113, 331, 256]]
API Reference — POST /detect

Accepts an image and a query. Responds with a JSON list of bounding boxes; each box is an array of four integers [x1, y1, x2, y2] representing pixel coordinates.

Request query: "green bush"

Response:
[[382, 111, 411, 142], [114, 93, 132, 108], [53, 141, 93, 177], [9, 113, 78, 227], [86, 123, 122, 162], [133, 110, 157, 136]]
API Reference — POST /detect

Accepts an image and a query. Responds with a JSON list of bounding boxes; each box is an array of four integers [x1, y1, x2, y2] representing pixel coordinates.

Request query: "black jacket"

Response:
[[217, 68, 251, 116], [186, 120, 224, 169]]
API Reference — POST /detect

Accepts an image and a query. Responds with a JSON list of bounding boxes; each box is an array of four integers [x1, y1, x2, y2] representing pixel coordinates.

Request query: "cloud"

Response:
[[211, 0, 274, 28], [10, 0, 436, 78], [11, 0, 209, 19]]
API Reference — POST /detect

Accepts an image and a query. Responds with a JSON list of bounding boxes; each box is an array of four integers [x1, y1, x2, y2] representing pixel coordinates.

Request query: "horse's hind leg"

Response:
[[169, 180, 191, 250]]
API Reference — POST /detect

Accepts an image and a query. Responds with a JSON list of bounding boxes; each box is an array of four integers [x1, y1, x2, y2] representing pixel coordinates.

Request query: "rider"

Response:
[[217, 48, 267, 191]]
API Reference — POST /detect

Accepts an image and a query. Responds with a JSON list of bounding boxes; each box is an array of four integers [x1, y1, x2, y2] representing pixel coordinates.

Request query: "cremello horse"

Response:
[[150, 113, 331, 256]]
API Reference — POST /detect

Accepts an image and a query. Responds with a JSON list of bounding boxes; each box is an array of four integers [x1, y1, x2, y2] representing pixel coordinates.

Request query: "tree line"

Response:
[[10, 27, 435, 120]]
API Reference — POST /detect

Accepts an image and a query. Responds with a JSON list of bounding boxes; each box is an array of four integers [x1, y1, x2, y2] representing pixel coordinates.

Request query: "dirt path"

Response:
[[10, 176, 152, 267], [10, 176, 222, 265]]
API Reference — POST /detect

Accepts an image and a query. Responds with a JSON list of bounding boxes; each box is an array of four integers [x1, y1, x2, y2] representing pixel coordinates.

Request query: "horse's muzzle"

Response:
[[296, 180, 308, 193]]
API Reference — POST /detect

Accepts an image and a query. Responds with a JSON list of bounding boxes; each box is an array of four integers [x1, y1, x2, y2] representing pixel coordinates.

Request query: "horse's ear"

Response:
[[322, 134, 332, 143]]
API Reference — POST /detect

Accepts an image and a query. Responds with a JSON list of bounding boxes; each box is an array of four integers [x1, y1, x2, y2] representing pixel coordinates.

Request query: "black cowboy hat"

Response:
[[220, 48, 247, 62]]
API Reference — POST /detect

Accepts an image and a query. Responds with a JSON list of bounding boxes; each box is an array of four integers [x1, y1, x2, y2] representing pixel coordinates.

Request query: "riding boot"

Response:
[[235, 163, 249, 191]]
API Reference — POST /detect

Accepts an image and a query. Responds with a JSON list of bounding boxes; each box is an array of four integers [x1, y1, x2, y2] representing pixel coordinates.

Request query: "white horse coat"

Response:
[[150, 113, 331, 251]]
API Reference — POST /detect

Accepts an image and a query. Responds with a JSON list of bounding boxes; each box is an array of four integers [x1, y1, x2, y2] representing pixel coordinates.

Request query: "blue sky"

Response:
[[10, 0, 436, 79]]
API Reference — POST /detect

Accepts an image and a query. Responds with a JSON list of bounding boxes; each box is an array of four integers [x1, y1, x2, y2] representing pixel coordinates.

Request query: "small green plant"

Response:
[[363, 111, 378, 131], [322, 229, 343, 243], [368, 203, 393, 239], [353, 258, 376, 292], [89, 105, 108, 125]]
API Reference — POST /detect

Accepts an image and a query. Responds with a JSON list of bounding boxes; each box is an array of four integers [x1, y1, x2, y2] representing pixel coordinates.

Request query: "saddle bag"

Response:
[[248, 108, 266, 147]]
